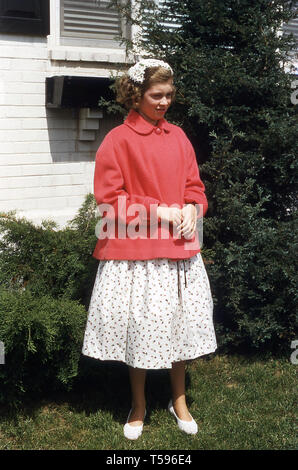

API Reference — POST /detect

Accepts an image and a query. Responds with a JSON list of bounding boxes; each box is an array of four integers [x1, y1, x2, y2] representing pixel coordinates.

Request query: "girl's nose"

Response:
[[160, 96, 168, 106]]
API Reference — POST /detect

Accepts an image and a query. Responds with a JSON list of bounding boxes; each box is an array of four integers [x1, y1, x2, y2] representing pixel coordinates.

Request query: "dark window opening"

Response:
[[46, 76, 115, 109], [0, 0, 49, 35]]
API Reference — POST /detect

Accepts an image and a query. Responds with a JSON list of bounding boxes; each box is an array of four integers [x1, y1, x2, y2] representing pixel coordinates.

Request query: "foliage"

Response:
[[0, 195, 105, 406], [0, 287, 87, 407], [0, 193, 99, 309]]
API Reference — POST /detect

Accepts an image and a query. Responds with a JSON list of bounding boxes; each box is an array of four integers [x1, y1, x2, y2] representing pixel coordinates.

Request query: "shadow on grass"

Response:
[[0, 354, 192, 426], [2, 350, 284, 425], [64, 355, 192, 425]]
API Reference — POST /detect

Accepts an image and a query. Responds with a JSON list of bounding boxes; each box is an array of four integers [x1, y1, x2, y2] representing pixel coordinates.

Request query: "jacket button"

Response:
[[155, 128, 162, 134]]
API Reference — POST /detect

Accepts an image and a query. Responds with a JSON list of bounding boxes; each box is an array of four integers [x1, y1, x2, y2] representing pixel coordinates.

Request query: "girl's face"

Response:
[[137, 79, 174, 125]]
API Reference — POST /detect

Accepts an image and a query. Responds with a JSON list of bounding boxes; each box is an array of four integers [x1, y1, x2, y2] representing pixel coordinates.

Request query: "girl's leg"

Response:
[[169, 361, 192, 421], [127, 366, 147, 426]]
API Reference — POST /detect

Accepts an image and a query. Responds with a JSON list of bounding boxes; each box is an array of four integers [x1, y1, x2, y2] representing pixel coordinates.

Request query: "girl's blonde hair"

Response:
[[115, 66, 176, 110]]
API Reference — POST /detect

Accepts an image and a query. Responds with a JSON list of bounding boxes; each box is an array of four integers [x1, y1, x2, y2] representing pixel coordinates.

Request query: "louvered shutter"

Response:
[[60, 0, 122, 40]]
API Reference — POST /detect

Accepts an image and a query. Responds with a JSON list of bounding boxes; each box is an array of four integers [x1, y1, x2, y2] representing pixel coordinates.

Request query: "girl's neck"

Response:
[[137, 110, 158, 127]]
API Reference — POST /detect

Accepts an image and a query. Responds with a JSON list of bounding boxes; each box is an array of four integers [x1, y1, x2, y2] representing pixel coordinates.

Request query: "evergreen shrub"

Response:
[[0, 287, 87, 407], [0, 193, 99, 308]]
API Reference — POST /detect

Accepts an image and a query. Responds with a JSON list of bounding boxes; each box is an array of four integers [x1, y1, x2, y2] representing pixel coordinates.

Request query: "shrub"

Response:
[[206, 209, 298, 354], [0, 287, 87, 407], [0, 193, 99, 308]]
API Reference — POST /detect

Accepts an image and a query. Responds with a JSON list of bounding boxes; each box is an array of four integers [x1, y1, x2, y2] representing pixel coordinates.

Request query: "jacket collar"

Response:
[[124, 108, 171, 135]]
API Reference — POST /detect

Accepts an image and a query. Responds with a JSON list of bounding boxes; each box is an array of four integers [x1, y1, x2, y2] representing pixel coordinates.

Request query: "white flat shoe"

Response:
[[123, 408, 146, 440], [168, 400, 198, 435]]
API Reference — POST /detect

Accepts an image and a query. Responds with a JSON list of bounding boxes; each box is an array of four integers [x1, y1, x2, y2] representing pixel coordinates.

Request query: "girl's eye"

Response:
[[152, 94, 172, 99]]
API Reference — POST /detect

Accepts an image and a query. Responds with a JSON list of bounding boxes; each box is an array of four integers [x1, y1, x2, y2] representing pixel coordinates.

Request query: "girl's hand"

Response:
[[157, 206, 183, 227], [176, 204, 197, 239]]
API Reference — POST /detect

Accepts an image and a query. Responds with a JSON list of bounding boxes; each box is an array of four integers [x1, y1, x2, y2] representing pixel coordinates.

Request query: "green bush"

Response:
[[0, 193, 99, 308], [206, 210, 298, 354], [0, 287, 87, 407]]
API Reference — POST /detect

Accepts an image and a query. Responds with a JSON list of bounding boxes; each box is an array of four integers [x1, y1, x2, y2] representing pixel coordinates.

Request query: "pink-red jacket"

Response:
[[92, 108, 208, 260]]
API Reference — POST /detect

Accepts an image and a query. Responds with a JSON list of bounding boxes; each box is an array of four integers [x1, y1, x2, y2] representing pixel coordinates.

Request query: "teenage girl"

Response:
[[82, 58, 217, 440]]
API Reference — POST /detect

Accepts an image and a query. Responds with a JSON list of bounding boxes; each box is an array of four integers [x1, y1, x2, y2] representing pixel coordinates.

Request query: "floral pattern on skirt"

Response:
[[82, 252, 217, 369]]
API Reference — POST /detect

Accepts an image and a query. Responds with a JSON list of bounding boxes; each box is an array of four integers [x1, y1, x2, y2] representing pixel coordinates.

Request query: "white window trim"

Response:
[[47, 0, 134, 64]]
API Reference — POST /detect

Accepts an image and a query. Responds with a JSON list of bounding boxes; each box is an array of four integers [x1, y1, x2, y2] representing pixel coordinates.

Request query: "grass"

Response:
[[0, 354, 296, 450]]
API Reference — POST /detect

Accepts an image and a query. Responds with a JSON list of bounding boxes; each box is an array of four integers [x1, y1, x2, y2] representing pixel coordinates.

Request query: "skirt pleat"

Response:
[[82, 252, 217, 369]]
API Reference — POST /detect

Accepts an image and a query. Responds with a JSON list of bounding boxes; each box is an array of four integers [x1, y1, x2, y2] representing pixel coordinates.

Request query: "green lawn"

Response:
[[0, 354, 296, 450]]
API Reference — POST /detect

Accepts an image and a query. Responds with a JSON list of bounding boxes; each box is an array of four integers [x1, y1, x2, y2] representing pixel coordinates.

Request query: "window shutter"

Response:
[[60, 0, 122, 40]]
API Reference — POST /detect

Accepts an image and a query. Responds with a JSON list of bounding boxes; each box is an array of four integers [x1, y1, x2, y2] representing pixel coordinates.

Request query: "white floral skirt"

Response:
[[82, 252, 217, 369]]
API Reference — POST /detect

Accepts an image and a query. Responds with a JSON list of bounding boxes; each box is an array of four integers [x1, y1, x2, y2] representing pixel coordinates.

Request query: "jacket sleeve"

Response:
[[184, 137, 208, 217], [93, 133, 160, 226]]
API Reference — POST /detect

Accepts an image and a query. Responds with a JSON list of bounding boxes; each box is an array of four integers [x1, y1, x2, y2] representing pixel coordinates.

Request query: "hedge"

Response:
[[0, 287, 87, 407]]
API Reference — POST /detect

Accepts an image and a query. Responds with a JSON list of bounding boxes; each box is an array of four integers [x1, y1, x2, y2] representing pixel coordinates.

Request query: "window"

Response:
[[0, 0, 49, 35], [46, 75, 114, 108]]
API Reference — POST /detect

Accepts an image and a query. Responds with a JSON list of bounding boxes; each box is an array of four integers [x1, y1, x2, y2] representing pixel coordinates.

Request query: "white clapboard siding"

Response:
[[60, 0, 122, 40], [283, 2, 298, 43], [142, 0, 182, 38]]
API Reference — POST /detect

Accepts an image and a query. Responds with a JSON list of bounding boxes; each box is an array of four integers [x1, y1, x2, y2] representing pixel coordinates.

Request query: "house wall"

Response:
[[0, 29, 126, 229]]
